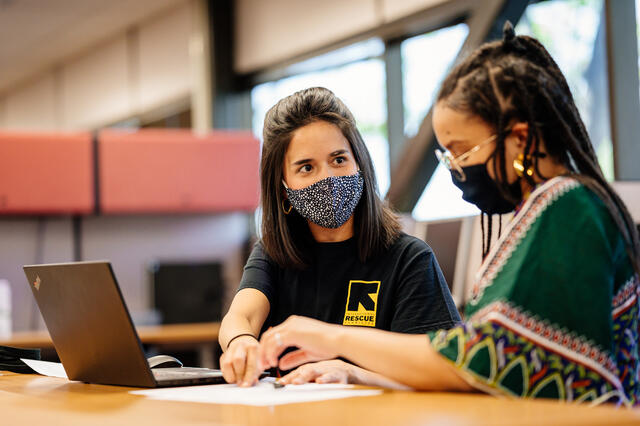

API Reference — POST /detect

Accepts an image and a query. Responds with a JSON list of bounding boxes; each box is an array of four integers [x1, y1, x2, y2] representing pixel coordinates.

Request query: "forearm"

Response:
[[333, 327, 471, 391], [219, 289, 270, 351], [219, 312, 260, 351], [349, 365, 411, 390]]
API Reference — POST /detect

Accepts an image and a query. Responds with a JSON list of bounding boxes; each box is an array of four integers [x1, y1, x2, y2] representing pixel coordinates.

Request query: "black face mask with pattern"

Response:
[[284, 171, 364, 229]]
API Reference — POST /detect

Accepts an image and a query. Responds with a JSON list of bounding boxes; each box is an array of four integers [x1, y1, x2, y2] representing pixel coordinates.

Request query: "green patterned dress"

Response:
[[430, 176, 639, 406]]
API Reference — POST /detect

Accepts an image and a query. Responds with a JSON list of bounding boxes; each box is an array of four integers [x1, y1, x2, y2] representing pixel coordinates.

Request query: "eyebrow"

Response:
[[290, 150, 350, 166], [292, 158, 313, 166]]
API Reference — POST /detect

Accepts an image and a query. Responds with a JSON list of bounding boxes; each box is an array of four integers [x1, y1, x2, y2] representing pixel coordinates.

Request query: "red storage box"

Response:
[[0, 131, 94, 214], [98, 129, 260, 213]]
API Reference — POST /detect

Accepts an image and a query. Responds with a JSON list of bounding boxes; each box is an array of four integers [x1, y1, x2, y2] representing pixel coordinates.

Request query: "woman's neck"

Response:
[[308, 216, 355, 243], [519, 155, 570, 196]]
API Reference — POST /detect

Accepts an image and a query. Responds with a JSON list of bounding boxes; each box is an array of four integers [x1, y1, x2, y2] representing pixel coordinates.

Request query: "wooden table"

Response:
[[0, 322, 221, 367], [2, 372, 639, 426]]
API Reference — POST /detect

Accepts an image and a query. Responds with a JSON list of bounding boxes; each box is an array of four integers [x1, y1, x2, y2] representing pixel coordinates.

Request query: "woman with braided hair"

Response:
[[257, 22, 640, 406]]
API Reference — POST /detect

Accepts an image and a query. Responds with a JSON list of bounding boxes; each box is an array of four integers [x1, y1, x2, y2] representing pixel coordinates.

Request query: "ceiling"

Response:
[[0, 0, 187, 94]]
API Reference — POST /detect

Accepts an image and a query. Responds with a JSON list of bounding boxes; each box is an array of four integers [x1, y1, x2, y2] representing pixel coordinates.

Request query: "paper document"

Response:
[[131, 377, 382, 406], [20, 358, 68, 379]]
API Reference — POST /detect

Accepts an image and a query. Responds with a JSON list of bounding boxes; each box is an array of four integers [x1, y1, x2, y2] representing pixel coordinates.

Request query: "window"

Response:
[[402, 24, 477, 221], [251, 39, 390, 194], [250, 2, 616, 224], [402, 23, 468, 137]]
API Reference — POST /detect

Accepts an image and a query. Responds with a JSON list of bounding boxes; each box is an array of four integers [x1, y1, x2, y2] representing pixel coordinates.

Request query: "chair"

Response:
[[151, 261, 224, 324], [406, 213, 510, 311], [404, 216, 474, 308]]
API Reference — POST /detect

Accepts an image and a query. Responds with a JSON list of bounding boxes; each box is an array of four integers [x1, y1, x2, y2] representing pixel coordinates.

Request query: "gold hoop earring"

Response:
[[513, 153, 534, 177], [282, 199, 293, 215]]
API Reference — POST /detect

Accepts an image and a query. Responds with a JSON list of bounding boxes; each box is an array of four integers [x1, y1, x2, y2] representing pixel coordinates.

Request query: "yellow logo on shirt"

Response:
[[343, 280, 380, 327]]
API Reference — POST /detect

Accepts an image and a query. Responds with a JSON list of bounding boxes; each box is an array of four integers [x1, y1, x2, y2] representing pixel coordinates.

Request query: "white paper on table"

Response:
[[20, 358, 68, 379], [130, 377, 382, 406]]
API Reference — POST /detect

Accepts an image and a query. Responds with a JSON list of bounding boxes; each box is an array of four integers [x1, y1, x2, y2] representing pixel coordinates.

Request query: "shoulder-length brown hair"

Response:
[[260, 87, 400, 269]]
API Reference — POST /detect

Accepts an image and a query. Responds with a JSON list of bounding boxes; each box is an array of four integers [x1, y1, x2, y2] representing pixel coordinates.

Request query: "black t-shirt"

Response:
[[238, 233, 460, 335]]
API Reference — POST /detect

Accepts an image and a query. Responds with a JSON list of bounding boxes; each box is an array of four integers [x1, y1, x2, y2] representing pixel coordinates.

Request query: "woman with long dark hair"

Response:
[[218, 87, 460, 387], [258, 24, 640, 406]]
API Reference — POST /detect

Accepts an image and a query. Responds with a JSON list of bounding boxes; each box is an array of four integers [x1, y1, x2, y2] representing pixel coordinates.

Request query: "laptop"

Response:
[[23, 260, 226, 387]]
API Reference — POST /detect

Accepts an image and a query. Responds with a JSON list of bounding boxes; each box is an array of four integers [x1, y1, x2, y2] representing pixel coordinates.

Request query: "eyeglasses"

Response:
[[434, 133, 498, 182]]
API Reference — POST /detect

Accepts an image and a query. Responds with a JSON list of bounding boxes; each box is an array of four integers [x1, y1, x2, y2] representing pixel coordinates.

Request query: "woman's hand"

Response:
[[280, 359, 412, 390], [279, 360, 354, 385], [220, 335, 262, 387], [259, 315, 340, 371]]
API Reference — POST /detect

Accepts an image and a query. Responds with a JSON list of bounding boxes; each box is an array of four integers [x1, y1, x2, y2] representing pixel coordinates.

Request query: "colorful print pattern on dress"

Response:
[[431, 296, 637, 406]]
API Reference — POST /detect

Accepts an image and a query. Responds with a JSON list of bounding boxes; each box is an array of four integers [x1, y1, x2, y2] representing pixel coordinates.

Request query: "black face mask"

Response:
[[451, 163, 522, 214]]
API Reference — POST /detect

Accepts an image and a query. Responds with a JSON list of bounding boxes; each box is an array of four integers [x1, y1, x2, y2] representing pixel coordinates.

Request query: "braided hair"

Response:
[[437, 21, 640, 274]]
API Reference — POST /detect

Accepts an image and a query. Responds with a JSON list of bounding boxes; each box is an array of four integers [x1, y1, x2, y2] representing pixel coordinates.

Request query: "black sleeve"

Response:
[[389, 239, 461, 334], [237, 241, 276, 307]]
